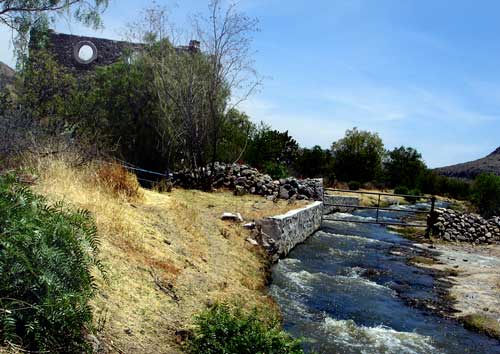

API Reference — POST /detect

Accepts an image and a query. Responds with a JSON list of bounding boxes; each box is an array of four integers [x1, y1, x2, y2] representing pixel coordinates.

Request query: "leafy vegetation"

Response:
[[384, 146, 426, 189], [0, 174, 102, 352], [331, 128, 385, 183], [471, 173, 500, 218], [186, 304, 306, 354]]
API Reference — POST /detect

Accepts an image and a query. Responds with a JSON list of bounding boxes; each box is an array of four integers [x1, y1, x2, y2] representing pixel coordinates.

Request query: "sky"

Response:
[[1, 0, 500, 168]]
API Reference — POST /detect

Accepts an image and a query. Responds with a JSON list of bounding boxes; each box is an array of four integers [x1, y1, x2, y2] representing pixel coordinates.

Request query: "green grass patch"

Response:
[[408, 256, 438, 266], [462, 314, 500, 339], [185, 303, 306, 354]]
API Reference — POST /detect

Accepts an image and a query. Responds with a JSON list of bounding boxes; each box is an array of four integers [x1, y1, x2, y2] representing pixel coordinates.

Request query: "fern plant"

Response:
[[0, 174, 102, 353]]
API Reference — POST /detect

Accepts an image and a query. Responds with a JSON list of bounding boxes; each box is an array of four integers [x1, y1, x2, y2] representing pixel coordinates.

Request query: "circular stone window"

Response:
[[74, 41, 98, 65]]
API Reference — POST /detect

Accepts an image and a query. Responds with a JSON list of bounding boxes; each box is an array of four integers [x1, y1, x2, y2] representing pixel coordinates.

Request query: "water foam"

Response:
[[321, 317, 441, 354]]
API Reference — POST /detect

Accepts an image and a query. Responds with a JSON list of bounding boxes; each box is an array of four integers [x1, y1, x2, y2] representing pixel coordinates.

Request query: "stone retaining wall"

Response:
[[254, 201, 323, 262], [323, 195, 360, 214], [431, 208, 500, 244]]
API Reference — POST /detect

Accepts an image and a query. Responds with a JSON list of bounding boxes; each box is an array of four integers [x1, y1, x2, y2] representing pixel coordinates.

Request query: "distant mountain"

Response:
[[0, 61, 16, 88], [434, 147, 500, 179]]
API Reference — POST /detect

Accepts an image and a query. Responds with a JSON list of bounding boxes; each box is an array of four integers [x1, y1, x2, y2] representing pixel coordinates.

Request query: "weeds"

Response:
[[96, 162, 142, 200]]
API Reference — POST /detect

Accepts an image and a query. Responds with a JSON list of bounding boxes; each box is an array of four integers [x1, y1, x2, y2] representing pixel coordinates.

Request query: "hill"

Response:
[[0, 61, 15, 88], [434, 147, 500, 179]]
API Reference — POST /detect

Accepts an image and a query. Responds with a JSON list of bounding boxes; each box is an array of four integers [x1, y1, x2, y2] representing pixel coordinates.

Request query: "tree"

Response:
[[331, 127, 385, 183], [1, 0, 108, 64], [294, 145, 335, 180], [216, 108, 255, 163], [384, 146, 426, 189], [472, 173, 500, 218], [245, 125, 299, 177], [194, 0, 260, 168]]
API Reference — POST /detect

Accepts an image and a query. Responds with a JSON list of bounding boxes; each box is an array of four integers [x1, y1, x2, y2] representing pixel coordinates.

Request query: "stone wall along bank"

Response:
[[432, 208, 500, 244], [173, 162, 324, 201], [253, 201, 323, 262]]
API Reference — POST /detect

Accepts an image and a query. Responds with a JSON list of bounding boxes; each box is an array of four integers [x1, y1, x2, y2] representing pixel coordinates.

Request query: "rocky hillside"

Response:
[[0, 61, 15, 88], [434, 147, 500, 179]]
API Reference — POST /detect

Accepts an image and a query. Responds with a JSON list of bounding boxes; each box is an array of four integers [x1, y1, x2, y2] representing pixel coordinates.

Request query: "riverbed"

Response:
[[270, 207, 500, 354]]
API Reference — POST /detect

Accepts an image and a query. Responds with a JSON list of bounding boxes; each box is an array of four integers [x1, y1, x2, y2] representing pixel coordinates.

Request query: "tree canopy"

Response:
[[331, 128, 385, 183]]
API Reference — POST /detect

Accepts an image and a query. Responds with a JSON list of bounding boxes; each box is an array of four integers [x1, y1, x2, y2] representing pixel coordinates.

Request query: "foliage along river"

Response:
[[270, 204, 500, 354]]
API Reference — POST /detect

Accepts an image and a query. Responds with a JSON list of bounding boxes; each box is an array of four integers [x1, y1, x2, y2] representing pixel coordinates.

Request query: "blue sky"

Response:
[[1, 0, 500, 167]]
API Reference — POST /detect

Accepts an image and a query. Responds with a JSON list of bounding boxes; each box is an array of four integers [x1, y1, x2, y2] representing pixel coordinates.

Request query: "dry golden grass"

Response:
[[30, 155, 307, 354], [325, 188, 409, 207]]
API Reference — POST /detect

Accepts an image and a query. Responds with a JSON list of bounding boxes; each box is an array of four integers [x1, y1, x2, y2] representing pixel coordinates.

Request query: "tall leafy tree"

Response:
[[245, 125, 299, 173], [294, 145, 335, 179], [331, 127, 385, 183], [384, 146, 426, 188]]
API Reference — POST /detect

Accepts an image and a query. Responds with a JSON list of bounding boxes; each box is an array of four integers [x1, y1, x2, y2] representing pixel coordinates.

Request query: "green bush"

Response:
[[263, 161, 289, 180], [405, 188, 422, 203], [186, 304, 305, 354], [394, 186, 409, 195], [348, 181, 361, 191], [472, 173, 500, 218], [0, 174, 102, 353]]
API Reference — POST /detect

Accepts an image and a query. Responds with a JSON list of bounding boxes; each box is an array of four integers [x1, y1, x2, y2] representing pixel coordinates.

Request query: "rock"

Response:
[[221, 212, 243, 222], [246, 237, 259, 246], [279, 186, 290, 199], [243, 222, 256, 229], [234, 185, 247, 196]]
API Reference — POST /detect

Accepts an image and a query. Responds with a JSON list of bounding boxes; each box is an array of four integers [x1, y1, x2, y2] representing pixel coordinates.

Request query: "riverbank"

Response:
[[412, 242, 500, 339], [29, 156, 309, 353]]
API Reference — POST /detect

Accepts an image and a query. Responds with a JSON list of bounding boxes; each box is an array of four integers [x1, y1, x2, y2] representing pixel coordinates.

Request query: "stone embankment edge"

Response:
[[254, 201, 324, 262]]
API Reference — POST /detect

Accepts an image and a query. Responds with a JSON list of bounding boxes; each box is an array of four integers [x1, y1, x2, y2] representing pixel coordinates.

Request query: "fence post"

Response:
[[376, 194, 381, 223], [425, 196, 437, 238]]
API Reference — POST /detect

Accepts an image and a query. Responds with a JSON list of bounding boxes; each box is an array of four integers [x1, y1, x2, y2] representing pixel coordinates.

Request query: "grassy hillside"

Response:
[[434, 147, 500, 179], [27, 156, 307, 353]]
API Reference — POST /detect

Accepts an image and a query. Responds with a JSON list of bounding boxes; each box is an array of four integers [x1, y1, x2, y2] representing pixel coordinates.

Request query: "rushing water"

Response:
[[270, 205, 500, 354]]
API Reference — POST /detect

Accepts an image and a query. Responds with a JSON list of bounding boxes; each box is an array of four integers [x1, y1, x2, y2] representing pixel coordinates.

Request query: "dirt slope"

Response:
[[31, 157, 307, 353]]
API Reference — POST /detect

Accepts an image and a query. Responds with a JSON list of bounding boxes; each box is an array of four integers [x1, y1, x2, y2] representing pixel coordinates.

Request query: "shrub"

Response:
[[348, 181, 361, 190], [405, 188, 422, 203], [0, 174, 102, 353], [472, 173, 500, 218], [394, 186, 409, 195], [262, 161, 289, 180], [152, 179, 173, 193], [186, 304, 305, 354], [97, 162, 142, 199]]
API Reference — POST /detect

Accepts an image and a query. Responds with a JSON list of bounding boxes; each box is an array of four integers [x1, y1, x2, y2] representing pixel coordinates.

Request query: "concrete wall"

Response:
[[323, 195, 360, 214], [255, 201, 323, 262]]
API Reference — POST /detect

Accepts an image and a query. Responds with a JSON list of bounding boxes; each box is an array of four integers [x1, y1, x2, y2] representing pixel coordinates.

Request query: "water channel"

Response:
[[270, 205, 500, 354]]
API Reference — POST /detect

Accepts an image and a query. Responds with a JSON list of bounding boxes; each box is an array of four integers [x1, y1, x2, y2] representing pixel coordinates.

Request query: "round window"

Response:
[[78, 45, 94, 61], [74, 41, 98, 65]]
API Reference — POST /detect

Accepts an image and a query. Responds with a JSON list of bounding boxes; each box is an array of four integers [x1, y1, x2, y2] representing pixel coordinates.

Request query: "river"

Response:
[[270, 205, 500, 354]]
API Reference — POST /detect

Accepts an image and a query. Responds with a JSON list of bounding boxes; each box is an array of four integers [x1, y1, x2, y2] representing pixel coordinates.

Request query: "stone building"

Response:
[[40, 30, 200, 74]]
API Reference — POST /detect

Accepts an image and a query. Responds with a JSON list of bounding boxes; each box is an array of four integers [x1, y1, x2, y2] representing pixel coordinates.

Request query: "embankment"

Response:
[[30, 156, 312, 354]]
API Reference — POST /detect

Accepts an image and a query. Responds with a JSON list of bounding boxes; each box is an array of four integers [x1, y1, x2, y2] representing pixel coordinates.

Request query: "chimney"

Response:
[[189, 40, 200, 52]]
